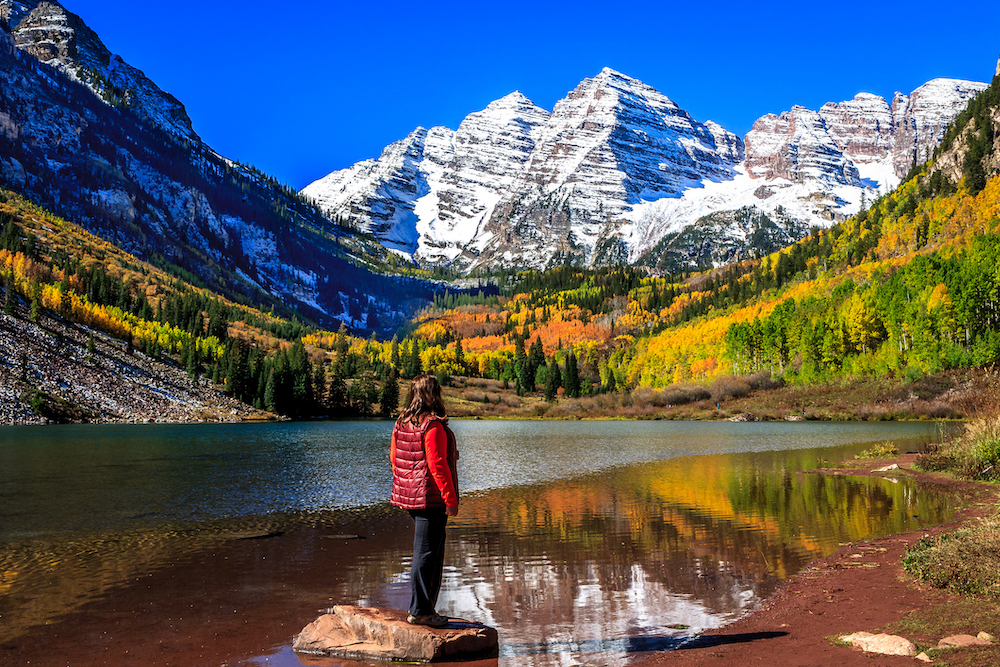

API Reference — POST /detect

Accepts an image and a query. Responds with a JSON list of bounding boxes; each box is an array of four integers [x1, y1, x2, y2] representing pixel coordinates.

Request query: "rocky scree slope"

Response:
[[0, 308, 262, 425], [0, 1, 433, 333], [305, 69, 987, 273]]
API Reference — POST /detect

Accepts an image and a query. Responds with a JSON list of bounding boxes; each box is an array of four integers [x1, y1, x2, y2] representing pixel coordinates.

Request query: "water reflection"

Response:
[[329, 450, 955, 667], [0, 421, 958, 667]]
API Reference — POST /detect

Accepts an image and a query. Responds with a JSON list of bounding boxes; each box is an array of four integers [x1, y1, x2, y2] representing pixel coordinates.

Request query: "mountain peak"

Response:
[[10, 0, 197, 140], [485, 90, 540, 111]]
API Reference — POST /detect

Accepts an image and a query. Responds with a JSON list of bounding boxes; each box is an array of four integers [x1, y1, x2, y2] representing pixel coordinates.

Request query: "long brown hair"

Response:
[[398, 374, 447, 426]]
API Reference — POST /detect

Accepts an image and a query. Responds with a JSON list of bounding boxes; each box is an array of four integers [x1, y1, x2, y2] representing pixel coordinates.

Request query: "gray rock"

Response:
[[293, 605, 499, 662]]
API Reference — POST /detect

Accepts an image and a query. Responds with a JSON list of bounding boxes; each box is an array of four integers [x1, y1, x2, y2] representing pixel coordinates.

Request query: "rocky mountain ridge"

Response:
[[0, 0, 435, 332], [3, 0, 196, 140], [306, 70, 987, 273]]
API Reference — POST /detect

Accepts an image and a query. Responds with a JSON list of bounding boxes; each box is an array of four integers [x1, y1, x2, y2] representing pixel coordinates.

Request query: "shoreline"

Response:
[[0, 447, 988, 666], [632, 455, 1000, 666]]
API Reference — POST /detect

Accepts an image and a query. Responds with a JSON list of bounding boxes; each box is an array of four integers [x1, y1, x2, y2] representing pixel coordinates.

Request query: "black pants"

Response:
[[408, 508, 448, 616]]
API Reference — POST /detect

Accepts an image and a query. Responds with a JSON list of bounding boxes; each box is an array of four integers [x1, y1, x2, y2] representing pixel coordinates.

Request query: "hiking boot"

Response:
[[406, 612, 449, 627]]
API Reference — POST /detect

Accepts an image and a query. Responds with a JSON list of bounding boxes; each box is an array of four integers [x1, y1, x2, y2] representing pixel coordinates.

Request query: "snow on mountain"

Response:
[[463, 68, 744, 270], [306, 69, 986, 272], [5, 0, 197, 140], [305, 68, 744, 270], [628, 79, 987, 268], [303, 91, 551, 264]]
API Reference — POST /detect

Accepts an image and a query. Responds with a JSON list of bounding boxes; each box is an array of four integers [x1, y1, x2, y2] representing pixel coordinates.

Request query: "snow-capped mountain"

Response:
[[629, 78, 987, 270], [0, 1, 432, 331], [305, 69, 745, 270], [3, 0, 196, 140], [305, 70, 987, 273], [304, 91, 552, 263]]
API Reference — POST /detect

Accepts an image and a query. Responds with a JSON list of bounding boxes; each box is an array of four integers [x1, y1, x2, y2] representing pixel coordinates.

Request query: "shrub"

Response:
[[747, 371, 784, 391], [501, 394, 521, 408], [662, 385, 711, 405], [911, 399, 957, 419], [903, 517, 1000, 597], [915, 415, 1000, 480], [461, 389, 485, 402], [631, 386, 664, 407], [710, 375, 751, 402], [855, 441, 898, 459]]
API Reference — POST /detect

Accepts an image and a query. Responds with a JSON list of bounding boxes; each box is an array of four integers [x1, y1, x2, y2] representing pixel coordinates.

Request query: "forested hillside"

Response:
[[393, 74, 1000, 401], [4, 71, 999, 424]]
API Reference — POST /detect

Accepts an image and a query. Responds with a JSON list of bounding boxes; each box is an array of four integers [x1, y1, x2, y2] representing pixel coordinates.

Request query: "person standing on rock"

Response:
[[390, 373, 459, 628]]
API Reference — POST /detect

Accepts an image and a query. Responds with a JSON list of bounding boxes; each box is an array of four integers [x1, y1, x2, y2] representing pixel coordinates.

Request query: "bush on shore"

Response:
[[905, 411, 1000, 600], [902, 514, 1000, 597], [916, 414, 1000, 481]]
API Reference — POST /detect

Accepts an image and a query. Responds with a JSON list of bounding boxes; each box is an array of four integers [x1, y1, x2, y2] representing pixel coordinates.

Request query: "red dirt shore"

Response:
[[631, 456, 1000, 667]]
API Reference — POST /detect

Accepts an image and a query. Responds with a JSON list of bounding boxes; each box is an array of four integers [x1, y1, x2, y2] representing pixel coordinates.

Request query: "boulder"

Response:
[[839, 631, 917, 656], [293, 605, 498, 662]]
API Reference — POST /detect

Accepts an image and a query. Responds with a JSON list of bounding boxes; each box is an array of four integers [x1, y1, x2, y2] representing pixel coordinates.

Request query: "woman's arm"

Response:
[[424, 421, 458, 513]]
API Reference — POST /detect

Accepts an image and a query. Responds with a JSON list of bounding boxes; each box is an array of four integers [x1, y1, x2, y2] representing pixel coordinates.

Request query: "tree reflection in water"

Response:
[[338, 449, 957, 667]]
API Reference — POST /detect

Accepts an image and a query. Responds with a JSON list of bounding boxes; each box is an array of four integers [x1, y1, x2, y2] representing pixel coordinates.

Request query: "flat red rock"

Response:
[[293, 605, 499, 662], [938, 634, 993, 648]]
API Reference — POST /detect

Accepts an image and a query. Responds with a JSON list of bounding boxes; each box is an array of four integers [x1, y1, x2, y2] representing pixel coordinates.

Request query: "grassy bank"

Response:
[[441, 366, 1000, 422]]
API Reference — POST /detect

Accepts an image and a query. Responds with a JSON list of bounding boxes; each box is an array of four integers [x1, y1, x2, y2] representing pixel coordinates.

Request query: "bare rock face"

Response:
[[891, 79, 987, 177], [818, 92, 894, 163], [744, 106, 862, 185], [10, 0, 197, 140], [293, 605, 499, 662], [744, 80, 986, 185]]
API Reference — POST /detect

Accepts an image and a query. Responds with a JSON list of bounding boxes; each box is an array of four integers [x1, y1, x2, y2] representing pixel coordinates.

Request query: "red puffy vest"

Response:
[[391, 417, 457, 510]]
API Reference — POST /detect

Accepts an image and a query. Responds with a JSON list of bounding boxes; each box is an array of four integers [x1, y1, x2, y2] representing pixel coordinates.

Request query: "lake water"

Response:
[[0, 420, 958, 666]]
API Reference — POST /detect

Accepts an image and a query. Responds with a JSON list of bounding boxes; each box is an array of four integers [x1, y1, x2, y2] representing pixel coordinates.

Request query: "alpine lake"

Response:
[[0, 419, 963, 666]]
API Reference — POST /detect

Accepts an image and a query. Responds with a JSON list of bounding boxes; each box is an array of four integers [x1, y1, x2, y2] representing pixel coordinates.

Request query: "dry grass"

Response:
[[917, 414, 1000, 481], [442, 367, 1000, 423], [887, 598, 1000, 665]]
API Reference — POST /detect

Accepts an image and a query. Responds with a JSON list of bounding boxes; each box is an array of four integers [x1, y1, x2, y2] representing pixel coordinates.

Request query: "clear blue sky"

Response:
[[61, 0, 1000, 190]]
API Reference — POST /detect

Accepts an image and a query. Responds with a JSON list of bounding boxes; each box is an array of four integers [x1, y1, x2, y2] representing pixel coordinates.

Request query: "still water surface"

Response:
[[0, 420, 957, 666]]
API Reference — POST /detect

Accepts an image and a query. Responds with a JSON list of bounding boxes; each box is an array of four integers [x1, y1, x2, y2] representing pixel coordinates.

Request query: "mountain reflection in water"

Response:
[[0, 420, 957, 666], [337, 449, 954, 667]]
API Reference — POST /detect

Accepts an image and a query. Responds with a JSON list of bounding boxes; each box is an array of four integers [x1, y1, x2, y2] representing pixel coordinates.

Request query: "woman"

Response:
[[390, 374, 459, 627]]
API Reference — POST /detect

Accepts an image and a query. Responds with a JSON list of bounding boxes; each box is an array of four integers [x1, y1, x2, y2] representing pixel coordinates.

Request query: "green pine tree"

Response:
[[564, 351, 581, 398], [380, 366, 400, 417], [263, 369, 277, 413], [544, 358, 560, 402]]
